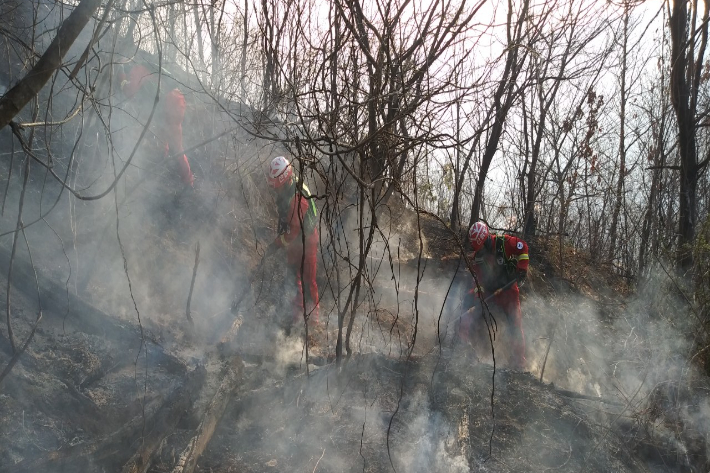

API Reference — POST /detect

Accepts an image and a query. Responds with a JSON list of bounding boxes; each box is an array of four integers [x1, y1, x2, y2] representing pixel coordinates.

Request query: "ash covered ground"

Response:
[[0, 70, 708, 470], [1, 162, 709, 472]]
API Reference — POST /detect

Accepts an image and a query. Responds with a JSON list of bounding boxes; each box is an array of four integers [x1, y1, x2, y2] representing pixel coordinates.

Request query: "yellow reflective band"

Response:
[[280, 235, 289, 247], [301, 184, 318, 217], [518, 254, 529, 261]]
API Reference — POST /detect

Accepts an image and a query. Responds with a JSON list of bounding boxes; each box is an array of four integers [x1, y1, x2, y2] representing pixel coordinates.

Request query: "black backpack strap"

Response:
[[493, 234, 518, 277]]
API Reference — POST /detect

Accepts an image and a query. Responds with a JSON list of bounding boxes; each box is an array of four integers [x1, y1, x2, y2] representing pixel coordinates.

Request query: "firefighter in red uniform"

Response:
[[117, 64, 194, 187], [459, 221, 529, 369], [265, 156, 320, 326]]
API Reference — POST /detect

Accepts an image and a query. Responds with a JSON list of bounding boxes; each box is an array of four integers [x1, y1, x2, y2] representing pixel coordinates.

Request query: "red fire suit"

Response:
[[118, 65, 194, 187], [459, 234, 529, 368], [274, 181, 319, 323]]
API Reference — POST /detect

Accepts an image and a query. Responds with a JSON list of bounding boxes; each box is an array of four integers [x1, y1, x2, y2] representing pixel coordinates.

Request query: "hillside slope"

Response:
[[1, 147, 709, 472]]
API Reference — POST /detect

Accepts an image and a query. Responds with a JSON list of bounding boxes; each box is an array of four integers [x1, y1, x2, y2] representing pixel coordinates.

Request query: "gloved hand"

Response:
[[277, 218, 288, 235], [517, 270, 527, 287]]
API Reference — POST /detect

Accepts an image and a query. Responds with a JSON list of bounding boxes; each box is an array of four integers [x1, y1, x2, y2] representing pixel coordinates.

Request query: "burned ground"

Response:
[[0, 90, 708, 471], [2, 161, 709, 473], [2, 1, 710, 470]]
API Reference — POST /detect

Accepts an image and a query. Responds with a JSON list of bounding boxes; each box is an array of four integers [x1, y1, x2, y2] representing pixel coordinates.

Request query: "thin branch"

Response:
[[0, 226, 44, 387], [16, 99, 86, 128], [186, 241, 201, 327], [645, 165, 681, 171]]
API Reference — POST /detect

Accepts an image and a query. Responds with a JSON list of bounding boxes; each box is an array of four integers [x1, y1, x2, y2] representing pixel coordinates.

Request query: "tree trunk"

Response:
[[669, 0, 708, 270], [608, 6, 629, 264], [240, 0, 249, 98], [120, 366, 208, 473], [0, 0, 103, 130], [450, 94, 462, 231], [639, 121, 665, 276], [193, 2, 206, 81], [469, 0, 529, 227]]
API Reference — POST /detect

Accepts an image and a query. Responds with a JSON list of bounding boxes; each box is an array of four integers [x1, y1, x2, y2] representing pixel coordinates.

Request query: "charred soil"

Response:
[[1, 168, 709, 472]]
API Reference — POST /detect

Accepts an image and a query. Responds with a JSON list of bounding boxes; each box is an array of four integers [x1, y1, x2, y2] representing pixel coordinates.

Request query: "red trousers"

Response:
[[157, 88, 194, 187], [286, 229, 319, 323], [459, 284, 525, 368]]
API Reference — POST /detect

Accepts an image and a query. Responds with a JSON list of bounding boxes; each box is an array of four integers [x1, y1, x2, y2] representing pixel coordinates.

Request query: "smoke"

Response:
[[2, 5, 709, 470], [317, 201, 465, 361], [513, 265, 710, 469], [390, 391, 470, 473], [310, 214, 710, 470], [4, 111, 709, 469]]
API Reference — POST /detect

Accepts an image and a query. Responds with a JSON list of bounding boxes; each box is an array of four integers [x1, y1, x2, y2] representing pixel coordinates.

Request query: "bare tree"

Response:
[[521, 1, 611, 239], [0, 0, 103, 130], [668, 0, 710, 269], [468, 0, 533, 227]]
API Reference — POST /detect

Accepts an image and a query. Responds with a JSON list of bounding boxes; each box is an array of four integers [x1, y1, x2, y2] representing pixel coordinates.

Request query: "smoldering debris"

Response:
[[2, 251, 709, 472]]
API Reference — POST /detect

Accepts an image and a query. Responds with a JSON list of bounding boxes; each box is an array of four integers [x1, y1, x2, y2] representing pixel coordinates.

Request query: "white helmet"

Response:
[[267, 156, 294, 189]]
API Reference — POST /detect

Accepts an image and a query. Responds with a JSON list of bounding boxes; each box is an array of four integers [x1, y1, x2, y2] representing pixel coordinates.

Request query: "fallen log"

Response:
[[214, 313, 245, 359], [120, 364, 208, 473], [170, 354, 244, 473]]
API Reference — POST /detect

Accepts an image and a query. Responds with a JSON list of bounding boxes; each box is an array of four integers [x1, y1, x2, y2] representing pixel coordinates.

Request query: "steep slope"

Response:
[[1, 139, 709, 472]]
